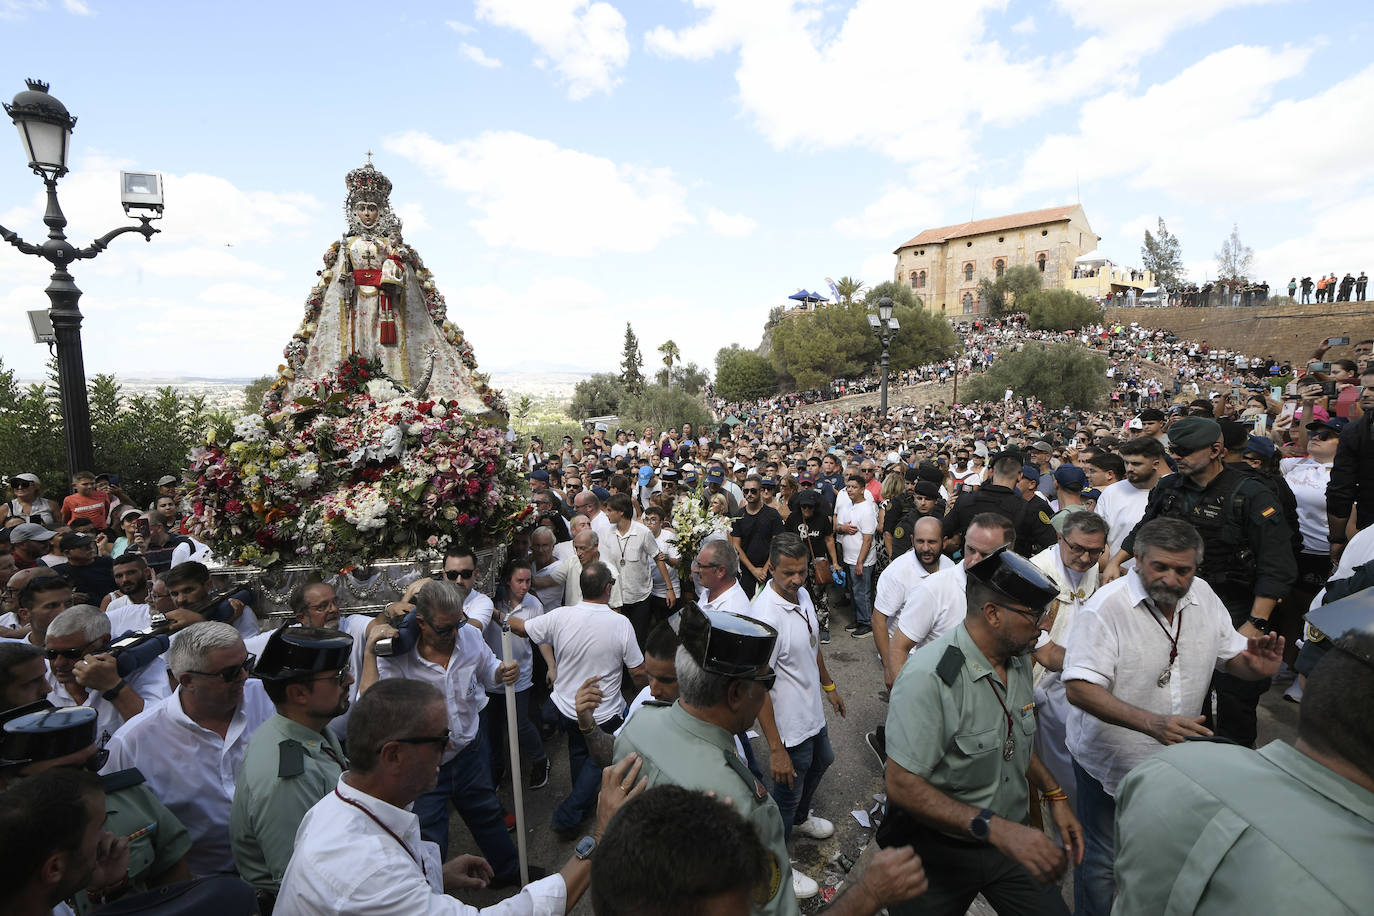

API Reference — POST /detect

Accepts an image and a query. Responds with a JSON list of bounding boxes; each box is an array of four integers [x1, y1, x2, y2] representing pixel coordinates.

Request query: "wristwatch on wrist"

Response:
[[574, 834, 597, 860], [1246, 616, 1273, 634], [968, 808, 995, 843], [102, 679, 128, 701]]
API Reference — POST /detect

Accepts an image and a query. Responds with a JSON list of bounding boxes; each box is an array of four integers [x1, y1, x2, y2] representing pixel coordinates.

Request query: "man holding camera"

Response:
[[44, 604, 170, 746], [359, 579, 524, 886]]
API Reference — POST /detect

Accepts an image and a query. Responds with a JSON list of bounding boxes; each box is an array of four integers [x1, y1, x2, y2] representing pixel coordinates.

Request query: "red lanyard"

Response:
[[1147, 607, 1183, 669], [334, 789, 426, 878]]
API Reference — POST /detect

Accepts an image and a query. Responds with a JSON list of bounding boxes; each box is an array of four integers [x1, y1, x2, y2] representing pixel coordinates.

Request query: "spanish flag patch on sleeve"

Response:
[[1261, 506, 1276, 518]]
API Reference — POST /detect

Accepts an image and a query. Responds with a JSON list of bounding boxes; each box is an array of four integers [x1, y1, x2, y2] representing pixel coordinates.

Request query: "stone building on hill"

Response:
[[892, 205, 1099, 316]]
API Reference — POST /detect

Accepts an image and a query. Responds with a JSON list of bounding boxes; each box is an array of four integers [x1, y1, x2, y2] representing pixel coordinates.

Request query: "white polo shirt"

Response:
[[874, 552, 955, 636], [603, 520, 662, 606], [532, 559, 567, 611], [483, 594, 544, 694], [896, 562, 969, 649], [102, 680, 274, 876], [835, 493, 878, 567], [749, 582, 825, 748], [1063, 573, 1246, 794], [46, 650, 171, 747], [376, 625, 503, 762], [524, 601, 642, 724], [701, 579, 753, 616]]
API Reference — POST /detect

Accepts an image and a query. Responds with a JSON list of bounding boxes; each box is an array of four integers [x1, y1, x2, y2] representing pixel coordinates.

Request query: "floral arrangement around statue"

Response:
[[188, 355, 531, 570], [669, 490, 731, 573]]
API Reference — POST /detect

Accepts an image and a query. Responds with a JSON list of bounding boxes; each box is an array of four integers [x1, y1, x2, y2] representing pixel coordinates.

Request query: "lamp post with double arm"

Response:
[[1, 80, 163, 479], [867, 297, 900, 418]]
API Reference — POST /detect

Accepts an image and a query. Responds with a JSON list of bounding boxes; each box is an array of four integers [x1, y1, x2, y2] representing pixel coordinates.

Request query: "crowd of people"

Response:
[[2, 318, 1373, 915], [1293, 273, 1369, 303]]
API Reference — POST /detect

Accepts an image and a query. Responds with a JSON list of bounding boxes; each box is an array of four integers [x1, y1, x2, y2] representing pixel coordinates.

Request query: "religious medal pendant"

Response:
[[1157, 664, 1172, 688], [1002, 735, 1016, 760]]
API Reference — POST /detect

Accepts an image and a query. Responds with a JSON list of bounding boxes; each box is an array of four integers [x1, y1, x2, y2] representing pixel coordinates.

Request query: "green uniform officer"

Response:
[[880, 547, 1081, 916], [613, 602, 799, 916], [0, 703, 192, 911], [1111, 594, 1374, 914], [230, 626, 353, 909]]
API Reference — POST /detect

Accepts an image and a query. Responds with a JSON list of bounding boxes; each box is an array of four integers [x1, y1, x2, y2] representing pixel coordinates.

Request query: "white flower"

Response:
[[432, 403, 447, 419], [233, 414, 269, 443], [366, 378, 403, 403]]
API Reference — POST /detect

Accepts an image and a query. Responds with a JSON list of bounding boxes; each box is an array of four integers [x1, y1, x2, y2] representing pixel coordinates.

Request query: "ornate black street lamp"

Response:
[[1, 80, 163, 479], [867, 296, 900, 417]]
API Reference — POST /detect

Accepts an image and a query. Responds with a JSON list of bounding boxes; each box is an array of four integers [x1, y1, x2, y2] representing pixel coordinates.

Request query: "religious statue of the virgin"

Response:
[[265, 158, 505, 417]]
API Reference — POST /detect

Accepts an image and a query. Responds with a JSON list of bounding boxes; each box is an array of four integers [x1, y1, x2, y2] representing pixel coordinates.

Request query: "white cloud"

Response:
[[386, 129, 695, 256], [1011, 15, 1036, 34], [62, 0, 90, 13], [460, 43, 503, 69], [444, 19, 476, 35], [705, 207, 758, 238], [644, 0, 1280, 177], [391, 200, 431, 234], [994, 47, 1374, 206], [835, 185, 943, 241], [1254, 195, 1374, 287], [476, 0, 629, 99]]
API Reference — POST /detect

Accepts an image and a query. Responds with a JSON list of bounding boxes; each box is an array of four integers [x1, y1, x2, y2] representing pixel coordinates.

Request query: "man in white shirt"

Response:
[[751, 533, 846, 858], [641, 505, 680, 623], [102, 621, 273, 876], [511, 562, 646, 837], [3, 571, 72, 693], [359, 579, 521, 882], [867, 517, 952, 765], [573, 491, 612, 541], [1092, 436, 1165, 566], [275, 677, 646, 916], [556, 530, 601, 609], [692, 540, 752, 616], [1026, 512, 1108, 803], [886, 513, 1014, 686], [834, 474, 878, 638], [529, 527, 567, 612], [44, 604, 170, 747], [440, 548, 497, 632], [160, 561, 261, 641], [552, 515, 588, 565], [602, 493, 674, 646], [102, 552, 152, 612], [1063, 518, 1283, 916]]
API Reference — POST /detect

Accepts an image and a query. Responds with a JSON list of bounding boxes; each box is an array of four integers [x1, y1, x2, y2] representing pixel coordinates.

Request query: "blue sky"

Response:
[[1, 0, 1370, 382]]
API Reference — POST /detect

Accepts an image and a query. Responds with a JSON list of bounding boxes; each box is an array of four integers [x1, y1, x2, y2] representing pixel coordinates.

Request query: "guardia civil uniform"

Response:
[[0, 703, 192, 914], [228, 626, 353, 904], [879, 549, 1068, 916], [1110, 597, 1374, 915], [613, 604, 799, 916]]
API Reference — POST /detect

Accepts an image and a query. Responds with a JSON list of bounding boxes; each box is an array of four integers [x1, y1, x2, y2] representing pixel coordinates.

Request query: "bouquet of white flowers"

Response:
[[669, 490, 730, 572]]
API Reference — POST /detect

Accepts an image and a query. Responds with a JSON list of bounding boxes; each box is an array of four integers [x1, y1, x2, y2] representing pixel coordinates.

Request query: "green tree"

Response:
[[769, 298, 955, 390], [963, 342, 1109, 410], [569, 372, 627, 420], [884, 302, 958, 371], [670, 362, 709, 396], [864, 281, 921, 310], [619, 323, 644, 394], [618, 383, 712, 434], [242, 376, 274, 413], [977, 264, 1043, 317], [658, 340, 681, 376], [835, 276, 866, 306], [1141, 218, 1186, 290], [764, 305, 785, 330], [1024, 289, 1103, 332], [1215, 224, 1254, 285], [714, 345, 777, 402], [513, 395, 533, 430]]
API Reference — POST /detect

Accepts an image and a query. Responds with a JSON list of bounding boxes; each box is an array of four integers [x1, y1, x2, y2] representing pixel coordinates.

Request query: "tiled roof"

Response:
[[895, 205, 1081, 251]]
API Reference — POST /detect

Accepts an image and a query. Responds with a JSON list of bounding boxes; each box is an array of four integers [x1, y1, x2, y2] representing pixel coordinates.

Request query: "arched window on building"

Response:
[[995, 259, 1005, 279], [962, 292, 974, 314], [1037, 253, 1047, 272], [910, 271, 919, 289], [964, 263, 974, 282], [917, 270, 927, 289]]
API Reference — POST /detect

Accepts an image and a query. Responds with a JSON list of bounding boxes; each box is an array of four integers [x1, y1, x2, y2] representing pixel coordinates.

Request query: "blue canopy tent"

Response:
[[788, 289, 829, 309]]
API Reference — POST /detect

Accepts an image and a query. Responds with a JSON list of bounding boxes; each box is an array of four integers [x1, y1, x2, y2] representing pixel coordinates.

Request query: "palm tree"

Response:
[[835, 276, 865, 306], [658, 339, 681, 388]]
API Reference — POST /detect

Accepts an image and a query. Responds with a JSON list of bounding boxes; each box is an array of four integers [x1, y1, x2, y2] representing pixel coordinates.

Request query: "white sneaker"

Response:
[[791, 867, 819, 899], [1284, 681, 1303, 704], [793, 814, 835, 839]]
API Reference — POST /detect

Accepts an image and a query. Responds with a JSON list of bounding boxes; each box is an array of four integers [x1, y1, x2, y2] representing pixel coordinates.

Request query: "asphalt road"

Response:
[[445, 591, 1302, 913]]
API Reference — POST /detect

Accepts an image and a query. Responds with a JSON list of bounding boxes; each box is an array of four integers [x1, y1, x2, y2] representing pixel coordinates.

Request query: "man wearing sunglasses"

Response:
[[44, 605, 170, 747], [361, 579, 523, 886], [232, 627, 354, 907], [1104, 417, 1296, 749], [103, 621, 274, 877], [882, 547, 1081, 916], [440, 547, 496, 632], [0, 705, 193, 907]]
